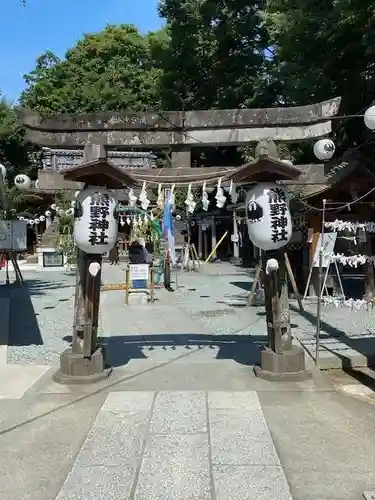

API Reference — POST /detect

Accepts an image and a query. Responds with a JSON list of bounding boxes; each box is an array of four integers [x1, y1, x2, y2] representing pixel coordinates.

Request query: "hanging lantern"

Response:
[[14, 174, 32, 191], [74, 186, 119, 255], [65, 208, 74, 216], [39, 215, 45, 222], [120, 217, 125, 227], [18, 216, 25, 221], [45, 210, 51, 217], [313, 138, 335, 161], [0, 164, 7, 180], [50, 204, 57, 211], [74, 190, 80, 198], [70, 200, 76, 208], [364, 105, 375, 130], [126, 216, 131, 225], [245, 183, 292, 251], [34, 218, 40, 225]]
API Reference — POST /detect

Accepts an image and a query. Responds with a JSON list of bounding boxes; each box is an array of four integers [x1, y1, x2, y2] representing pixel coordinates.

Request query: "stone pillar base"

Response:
[[53, 347, 112, 385], [254, 345, 311, 382]]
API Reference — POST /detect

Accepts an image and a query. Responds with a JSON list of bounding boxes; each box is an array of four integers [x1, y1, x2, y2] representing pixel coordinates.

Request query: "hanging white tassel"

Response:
[[128, 188, 137, 208], [202, 181, 210, 211], [157, 184, 164, 210], [229, 180, 239, 203], [126, 216, 131, 225], [215, 177, 226, 208], [170, 184, 176, 208], [120, 216, 125, 227], [185, 183, 196, 214], [139, 182, 150, 210]]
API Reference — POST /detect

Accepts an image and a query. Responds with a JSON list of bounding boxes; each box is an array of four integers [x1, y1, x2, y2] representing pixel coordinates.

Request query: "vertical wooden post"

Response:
[[232, 209, 239, 260], [198, 222, 203, 258], [211, 215, 217, 259]]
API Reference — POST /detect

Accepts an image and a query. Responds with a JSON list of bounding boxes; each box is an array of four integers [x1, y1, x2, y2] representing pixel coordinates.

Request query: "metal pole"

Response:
[[315, 198, 326, 368]]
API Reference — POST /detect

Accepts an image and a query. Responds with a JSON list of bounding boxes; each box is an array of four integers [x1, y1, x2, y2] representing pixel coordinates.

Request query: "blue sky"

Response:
[[0, 0, 163, 102]]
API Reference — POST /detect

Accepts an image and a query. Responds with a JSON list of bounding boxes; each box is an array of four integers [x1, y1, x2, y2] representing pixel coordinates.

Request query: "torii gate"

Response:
[[16, 98, 341, 383]]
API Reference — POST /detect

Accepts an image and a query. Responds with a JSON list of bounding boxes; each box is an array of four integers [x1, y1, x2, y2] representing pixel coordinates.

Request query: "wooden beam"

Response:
[[22, 121, 334, 148], [16, 97, 341, 131]]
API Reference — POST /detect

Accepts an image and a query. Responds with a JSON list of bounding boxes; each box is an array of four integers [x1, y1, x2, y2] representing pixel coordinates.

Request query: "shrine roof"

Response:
[[229, 156, 302, 183], [60, 158, 138, 189]]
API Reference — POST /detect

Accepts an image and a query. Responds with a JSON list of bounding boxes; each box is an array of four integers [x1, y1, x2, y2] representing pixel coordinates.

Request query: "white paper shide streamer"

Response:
[[185, 183, 196, 214], [201, 181, 210, 211], [128, 188, 137, 208], [325, 220, 375, 233], [215, 178, 226, 208], [138, 182, 150, 210]]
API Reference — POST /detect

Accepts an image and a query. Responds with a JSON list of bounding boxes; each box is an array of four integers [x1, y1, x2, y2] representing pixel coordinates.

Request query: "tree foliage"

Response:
[[0, 98, 39, 181], [158, 0, 275, 110], [20, 25, 168, 114], [262, 0, 375, 155], [5, 0, 375, 174]]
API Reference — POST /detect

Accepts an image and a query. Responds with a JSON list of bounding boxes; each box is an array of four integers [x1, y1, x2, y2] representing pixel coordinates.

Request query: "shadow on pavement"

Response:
[[63, 333, 267, 368]]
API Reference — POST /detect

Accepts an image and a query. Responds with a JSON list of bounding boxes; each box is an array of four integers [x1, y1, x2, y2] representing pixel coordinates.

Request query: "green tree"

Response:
[[158, 0, 274, 110], [262, 0, 375, 155], [0, 97, 38, 182], [20, 25, 167, 115]]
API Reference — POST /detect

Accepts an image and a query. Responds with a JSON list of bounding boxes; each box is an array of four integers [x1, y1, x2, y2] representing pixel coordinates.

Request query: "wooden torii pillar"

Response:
[[229, 142, 311, 381], [53, 144, 137, 384]]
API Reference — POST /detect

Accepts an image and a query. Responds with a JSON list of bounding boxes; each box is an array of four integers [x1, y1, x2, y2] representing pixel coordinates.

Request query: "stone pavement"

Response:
[[55, 391, 292, 500], [1, 262, 375, 499]]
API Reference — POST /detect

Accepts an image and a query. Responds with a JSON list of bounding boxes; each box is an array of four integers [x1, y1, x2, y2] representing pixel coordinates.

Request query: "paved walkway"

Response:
[[55, 391, 292, 500], [1, 262, 375, 499]]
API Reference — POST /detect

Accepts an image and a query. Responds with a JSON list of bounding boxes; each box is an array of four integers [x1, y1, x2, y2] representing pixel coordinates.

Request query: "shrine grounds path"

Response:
[[0, 262, 375, 499]]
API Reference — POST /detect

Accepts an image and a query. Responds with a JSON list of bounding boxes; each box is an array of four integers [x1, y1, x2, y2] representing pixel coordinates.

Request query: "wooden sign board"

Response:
[[0, 220, 27, 251], [312, 232, 337, 268], [42, 251, 64, 268], [129, 264, 149, 289], [102, 283, 127, 291]]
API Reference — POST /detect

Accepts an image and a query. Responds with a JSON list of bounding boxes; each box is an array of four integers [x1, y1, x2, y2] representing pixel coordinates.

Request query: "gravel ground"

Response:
[[8, 261, 375, 366], [290, 301, 375, 340], [6, 271, 76, 365]]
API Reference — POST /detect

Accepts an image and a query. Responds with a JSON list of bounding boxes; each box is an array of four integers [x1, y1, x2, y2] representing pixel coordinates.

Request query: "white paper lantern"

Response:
[[19, 216, 25, 221], [74, 186, 119, 254], [281, 159, 293, 167], [14, 174, 32, 191], [45, 210, 51, 217], [34, 218, 40, 224], [313, 138, 335, 161], [70, 200, 76, 208], [245, 183, 292, 251], [50, 204, 57, 211], [39, 215, 45, 222], [74, 190, 80, 198], [364, 105, 375, 130], [28, 220, 34, 226], [65, 208, 74, 216], [0, 164, 7, 180]]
